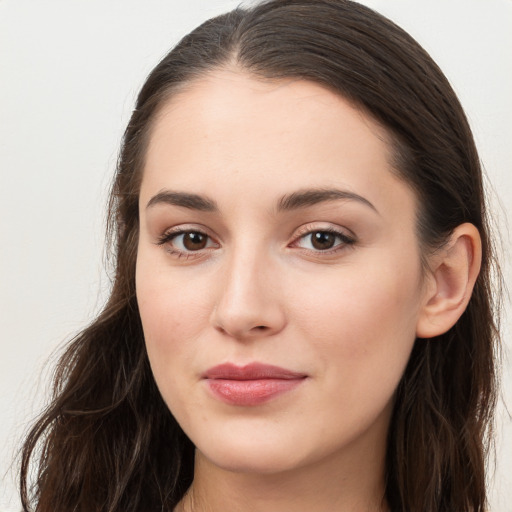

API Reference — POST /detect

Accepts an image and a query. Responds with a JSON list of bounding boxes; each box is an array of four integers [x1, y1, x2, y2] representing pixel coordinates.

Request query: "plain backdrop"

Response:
[[1, 1, 510, 510]]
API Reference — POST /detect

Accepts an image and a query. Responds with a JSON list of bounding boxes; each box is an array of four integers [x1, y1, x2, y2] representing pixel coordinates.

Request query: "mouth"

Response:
[[202, 362, 307, 406]]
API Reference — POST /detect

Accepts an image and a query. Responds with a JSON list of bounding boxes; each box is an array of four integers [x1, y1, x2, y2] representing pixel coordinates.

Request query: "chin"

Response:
[[198, 443, 308, 475], [190, 422, 314, 475]]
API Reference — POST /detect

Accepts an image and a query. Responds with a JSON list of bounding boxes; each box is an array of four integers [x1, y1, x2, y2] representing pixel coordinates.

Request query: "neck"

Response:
[[176, 424, 389, 512]]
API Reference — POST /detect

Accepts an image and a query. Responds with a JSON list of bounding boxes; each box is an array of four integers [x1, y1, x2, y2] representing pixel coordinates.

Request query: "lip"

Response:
[[203, 363, 307, 406]]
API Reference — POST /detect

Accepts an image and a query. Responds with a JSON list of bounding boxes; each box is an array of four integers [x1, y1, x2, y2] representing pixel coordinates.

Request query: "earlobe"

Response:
[[416, 223, 482, 339]]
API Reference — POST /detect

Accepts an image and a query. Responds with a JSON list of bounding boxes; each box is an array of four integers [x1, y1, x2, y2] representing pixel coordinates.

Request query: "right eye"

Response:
[[157, 229, 219, 257]]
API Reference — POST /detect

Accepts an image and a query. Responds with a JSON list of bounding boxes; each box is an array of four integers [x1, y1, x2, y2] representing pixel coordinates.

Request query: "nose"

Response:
[[211, 248, 287, 340]]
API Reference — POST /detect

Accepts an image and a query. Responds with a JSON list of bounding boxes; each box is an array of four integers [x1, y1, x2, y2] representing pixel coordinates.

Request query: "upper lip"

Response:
[[202, 363, 307, 380]]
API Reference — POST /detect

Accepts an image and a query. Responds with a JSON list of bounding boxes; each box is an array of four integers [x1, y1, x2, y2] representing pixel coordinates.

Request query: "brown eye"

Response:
[[182, 232, 208, 251], [158, 230, 218, 253], [295, 229, 354, 252], [310, 231, 336, 250]]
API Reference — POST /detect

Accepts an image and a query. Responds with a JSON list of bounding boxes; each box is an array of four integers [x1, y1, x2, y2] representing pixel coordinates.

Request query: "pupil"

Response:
[[184, 232, 207, 250], [312, 231, 335, 250]]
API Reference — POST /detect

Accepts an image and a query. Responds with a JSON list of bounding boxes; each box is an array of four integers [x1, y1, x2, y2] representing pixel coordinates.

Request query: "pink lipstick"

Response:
[[203, 363, 306, 406]]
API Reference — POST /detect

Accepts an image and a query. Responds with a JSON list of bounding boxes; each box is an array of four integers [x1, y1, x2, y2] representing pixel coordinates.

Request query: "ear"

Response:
[[416, 223, 482, 339]]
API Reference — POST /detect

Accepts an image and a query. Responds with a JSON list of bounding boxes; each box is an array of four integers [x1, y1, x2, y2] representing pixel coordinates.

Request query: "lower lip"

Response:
[[206, 378, 305, 406]]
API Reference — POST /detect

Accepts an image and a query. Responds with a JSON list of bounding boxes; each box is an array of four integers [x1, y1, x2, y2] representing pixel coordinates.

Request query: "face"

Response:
[[136, 70, 429, 476]]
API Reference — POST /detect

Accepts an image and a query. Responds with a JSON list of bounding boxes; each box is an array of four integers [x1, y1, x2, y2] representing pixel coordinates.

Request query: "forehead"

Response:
[[149, 69, 392, 158], [141, 69, 414, 218]]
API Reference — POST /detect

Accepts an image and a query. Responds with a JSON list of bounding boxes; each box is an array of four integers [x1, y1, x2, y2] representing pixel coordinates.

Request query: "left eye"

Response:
[[296, 230, 352, 251], [164, 231, 217, 252]]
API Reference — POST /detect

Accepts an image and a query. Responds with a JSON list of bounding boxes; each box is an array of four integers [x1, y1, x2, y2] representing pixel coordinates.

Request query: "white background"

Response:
[[1, 1, 510, 510]]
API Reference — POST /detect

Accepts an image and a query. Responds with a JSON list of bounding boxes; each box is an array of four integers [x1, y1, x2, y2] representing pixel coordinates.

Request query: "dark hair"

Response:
[[20, 1, 501, 511]]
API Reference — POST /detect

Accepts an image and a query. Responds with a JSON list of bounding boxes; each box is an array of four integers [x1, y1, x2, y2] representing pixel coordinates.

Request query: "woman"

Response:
[[20, 1, 502, 511]]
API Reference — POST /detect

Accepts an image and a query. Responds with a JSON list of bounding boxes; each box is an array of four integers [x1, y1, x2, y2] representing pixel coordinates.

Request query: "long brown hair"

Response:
[[20, 1, 501, 510]]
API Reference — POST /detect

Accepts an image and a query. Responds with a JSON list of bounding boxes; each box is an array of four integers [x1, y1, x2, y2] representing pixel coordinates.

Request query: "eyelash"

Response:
[[291, 225, 356, 254], [156, 225, 356, 259], [156, 228, 218, 259]]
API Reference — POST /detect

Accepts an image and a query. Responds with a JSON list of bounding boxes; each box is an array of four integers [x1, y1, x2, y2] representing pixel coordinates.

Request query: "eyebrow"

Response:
[[276, 188, 379, 214], [146, 190, 219, 211], [146, 187, 378, 214]]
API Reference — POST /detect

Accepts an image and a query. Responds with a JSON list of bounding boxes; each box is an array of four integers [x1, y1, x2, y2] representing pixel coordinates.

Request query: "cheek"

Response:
[[135, 257, 213, 373], [136, 263, 213, 422], [291, 254, 422, 388]]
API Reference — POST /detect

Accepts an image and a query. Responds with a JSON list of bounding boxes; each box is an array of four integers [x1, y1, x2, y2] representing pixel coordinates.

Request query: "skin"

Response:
[[135, 69, 479, 512]]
